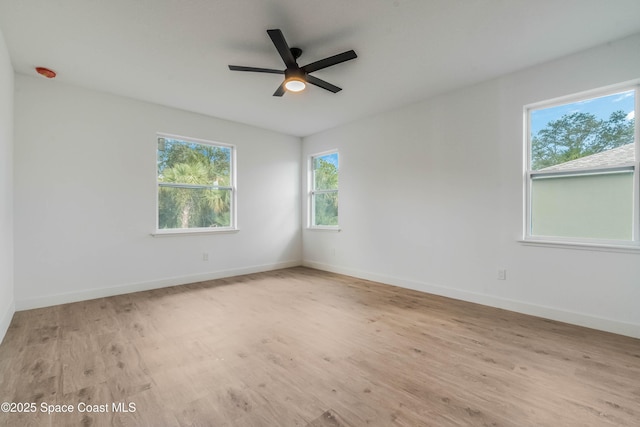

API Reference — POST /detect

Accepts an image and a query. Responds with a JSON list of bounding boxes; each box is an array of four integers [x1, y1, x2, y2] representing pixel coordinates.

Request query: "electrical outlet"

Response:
[[202, 252, 209, 261], [497, 269, 507, 280]]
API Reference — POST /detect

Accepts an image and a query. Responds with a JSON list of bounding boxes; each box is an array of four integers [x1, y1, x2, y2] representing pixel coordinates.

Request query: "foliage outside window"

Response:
[[157, 135, 235, 232], [525, 87, 638, 244], [310, 151, 339, 227]]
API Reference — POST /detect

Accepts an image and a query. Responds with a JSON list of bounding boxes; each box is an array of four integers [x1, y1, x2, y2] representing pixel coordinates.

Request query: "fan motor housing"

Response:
[[285, 68, 305, 80]]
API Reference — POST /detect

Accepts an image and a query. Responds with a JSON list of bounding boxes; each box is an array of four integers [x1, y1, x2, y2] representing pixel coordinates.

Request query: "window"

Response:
[[524, 86, 638, 246], [310, 151, 339, 228], [156, 134, 236, 232]]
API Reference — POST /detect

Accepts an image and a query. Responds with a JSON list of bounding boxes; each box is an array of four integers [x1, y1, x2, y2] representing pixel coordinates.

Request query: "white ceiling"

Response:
[[2, 0, 640, 137]]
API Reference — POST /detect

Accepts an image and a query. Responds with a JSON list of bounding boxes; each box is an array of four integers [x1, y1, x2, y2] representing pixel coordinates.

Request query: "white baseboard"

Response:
[[303, 260, 640, 340], [0, 298, 15, 345], [16, 260, 302, 311]]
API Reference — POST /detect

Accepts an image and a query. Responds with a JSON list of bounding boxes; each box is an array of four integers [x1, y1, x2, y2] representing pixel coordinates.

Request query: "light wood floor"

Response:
[[0, 267, 639, 426]]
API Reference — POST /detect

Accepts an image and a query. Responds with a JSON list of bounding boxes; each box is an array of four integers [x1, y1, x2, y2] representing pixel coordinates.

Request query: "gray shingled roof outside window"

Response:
[[538, 143, 635, 172]]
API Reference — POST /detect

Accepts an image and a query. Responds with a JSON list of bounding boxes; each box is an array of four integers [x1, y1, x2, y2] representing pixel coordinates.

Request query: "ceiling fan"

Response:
[[228, 29, 357, 96]]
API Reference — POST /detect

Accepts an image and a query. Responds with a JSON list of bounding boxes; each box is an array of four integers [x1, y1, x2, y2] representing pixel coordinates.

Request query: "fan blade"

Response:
[[267, 29, 298, 69], [301, 50, 357, 74], [306, 75, 342, 93], [229, 65, 284, 74], [273, 82, 286, 97]]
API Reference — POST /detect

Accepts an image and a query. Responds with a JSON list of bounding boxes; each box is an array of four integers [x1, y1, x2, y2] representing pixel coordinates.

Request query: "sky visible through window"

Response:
[[318, 152, 339, 168], [530, 90, 635, 136]]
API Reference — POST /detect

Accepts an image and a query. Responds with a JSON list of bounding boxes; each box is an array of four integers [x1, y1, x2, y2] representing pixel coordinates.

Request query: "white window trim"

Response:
[[154, 132, 238, 236], [308, 149, 340, 230], [522, 83, 640, 251], [518, 239, 640, 254], [151, 228, 240, 237]]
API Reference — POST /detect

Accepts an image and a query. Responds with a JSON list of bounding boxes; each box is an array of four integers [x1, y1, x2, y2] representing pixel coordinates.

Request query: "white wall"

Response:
[[0, 27, 14, 343], [303, 33, 640, 338], [14, 76, 302, 309]]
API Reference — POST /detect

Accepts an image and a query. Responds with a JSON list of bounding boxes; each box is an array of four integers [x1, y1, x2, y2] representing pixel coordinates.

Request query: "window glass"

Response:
[[530, 172, 633, 240], [530, 90, 635, 171], [157, 136, 234, 231], [311, 152, 339, 227], [314, 153, 339, 190]]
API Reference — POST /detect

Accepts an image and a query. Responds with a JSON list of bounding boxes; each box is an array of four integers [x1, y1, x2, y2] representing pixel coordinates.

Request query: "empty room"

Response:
[[1, 1, 639, 426]]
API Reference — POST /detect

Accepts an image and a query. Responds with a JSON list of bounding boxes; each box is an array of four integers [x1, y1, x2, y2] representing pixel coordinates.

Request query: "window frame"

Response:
[[154, 133, 238, 236], [523, 84, 640, 249], [308, 149, 340, 230]]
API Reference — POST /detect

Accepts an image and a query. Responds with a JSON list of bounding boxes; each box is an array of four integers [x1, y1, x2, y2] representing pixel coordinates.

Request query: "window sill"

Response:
[[518, 239, 640, 254], [307, 227, 341, 232], [151, 228, 239, 237]]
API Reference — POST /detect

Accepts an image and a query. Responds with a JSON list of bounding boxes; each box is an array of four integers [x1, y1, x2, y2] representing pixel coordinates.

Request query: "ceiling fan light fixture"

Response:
[[228, 29, 357, 96], [284, 77, 306, 92]]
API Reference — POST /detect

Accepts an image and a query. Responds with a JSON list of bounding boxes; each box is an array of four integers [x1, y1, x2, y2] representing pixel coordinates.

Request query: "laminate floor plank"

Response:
[[59, 331, 108, 396], [1, 267, 639, 426]]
